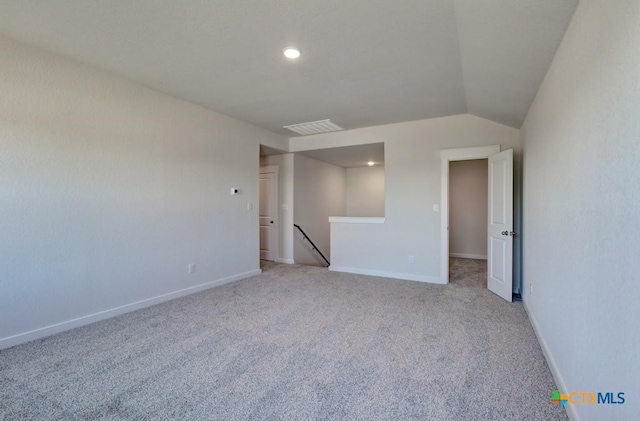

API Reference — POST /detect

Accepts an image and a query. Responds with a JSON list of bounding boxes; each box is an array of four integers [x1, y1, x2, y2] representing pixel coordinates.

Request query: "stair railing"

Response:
[[293, 224, 330, 267]]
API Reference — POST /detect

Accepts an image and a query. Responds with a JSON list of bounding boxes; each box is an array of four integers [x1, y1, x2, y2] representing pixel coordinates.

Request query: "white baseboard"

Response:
[[524, 300, 579, 421], [450, 253, 487, 260], [329, 266, 442, 284], [0, 269, 262, 350], [276, 258, 295, 264]]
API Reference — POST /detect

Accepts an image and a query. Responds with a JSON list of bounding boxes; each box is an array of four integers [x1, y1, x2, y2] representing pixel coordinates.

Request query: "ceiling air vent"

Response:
[[283, 119, 344, 136]]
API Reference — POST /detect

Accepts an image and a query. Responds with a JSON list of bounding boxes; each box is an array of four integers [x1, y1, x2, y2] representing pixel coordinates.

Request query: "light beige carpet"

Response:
[[449, 257, 487, 288], [0, 260, 566, 420]]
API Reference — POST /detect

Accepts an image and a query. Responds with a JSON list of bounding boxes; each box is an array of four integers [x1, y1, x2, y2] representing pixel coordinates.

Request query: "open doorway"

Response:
[[292, 143, 385, 267], [259, 165, 279, 262], [448, 159, 488, 288], [259, 144, 292, 269], [440, 145, 514, 302]]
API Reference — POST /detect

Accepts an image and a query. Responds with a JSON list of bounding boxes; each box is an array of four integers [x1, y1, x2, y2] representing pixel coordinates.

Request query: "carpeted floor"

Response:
[[1, 260, 566, 420], [449, 257, 487, 288]]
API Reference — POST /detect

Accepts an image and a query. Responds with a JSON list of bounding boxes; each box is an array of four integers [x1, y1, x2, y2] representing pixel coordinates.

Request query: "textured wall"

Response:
[[521, 0, 640, 419], [346, 166, 385, 217], [290, 114, 520, 280], [0, 36, 286, 347], [293, 155, 346, 266], [449, 159, 488, 258]]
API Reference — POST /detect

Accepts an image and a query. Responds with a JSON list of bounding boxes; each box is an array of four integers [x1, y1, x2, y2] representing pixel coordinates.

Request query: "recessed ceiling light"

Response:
[[283, 47, 301, 59], [368, 161, 375, 166]]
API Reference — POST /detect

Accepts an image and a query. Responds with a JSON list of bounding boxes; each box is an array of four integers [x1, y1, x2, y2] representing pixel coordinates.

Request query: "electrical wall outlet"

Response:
[[529, 283, 533, 295], [188, 263, 195, 274], [408, 255, 414, 264]]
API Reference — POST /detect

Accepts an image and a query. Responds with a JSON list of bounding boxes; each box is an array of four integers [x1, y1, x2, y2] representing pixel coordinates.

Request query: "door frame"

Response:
[[440, 145, 500, 284], [259, 165, 279, 262]]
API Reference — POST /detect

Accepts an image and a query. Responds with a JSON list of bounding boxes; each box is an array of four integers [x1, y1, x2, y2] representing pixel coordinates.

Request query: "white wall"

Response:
[[260, 153, 294, 263], [346, 166, 385, 217], [293, 154, 346, 266], [290, 114, 520, 280], [449, 159, 487, 259], [521, 1, 640, 419], [0, 36, 287, 348]]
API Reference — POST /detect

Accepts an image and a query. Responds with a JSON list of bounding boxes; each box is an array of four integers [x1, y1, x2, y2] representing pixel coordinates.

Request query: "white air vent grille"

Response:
[[283, 119, 344, 136]]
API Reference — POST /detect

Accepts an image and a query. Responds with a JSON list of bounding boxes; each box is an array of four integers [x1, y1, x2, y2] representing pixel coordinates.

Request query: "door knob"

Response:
[[501, 231, 509, 236], [270, 221, 274, 224]]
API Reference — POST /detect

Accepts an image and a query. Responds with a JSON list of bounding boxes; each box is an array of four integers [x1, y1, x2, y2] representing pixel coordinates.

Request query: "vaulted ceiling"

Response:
[[0, 0, 578, 136]]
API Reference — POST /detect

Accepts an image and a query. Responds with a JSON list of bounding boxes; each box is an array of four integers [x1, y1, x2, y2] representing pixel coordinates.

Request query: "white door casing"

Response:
[[440, 145, 514, 301], [259, 166, 279, 261], [487, 149, 514, 301]]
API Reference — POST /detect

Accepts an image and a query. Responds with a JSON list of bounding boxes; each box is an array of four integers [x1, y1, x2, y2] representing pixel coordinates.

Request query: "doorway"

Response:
[[259, 165, 279, 261], [448, 159, 488, 288], [440, 145, 514, 302]]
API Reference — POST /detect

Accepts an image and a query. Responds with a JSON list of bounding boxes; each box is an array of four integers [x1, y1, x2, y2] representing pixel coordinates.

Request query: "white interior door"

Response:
[[487, 149, 513, 302], [259, 168, 278, 261]]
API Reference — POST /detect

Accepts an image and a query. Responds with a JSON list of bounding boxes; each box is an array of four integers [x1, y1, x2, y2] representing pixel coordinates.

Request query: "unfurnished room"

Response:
[[1, 1, 638, 420]]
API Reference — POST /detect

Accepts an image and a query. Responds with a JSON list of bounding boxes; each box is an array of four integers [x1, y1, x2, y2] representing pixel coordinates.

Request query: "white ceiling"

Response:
[[295, 143, 385, 168], [0, 0, 578, 136]]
